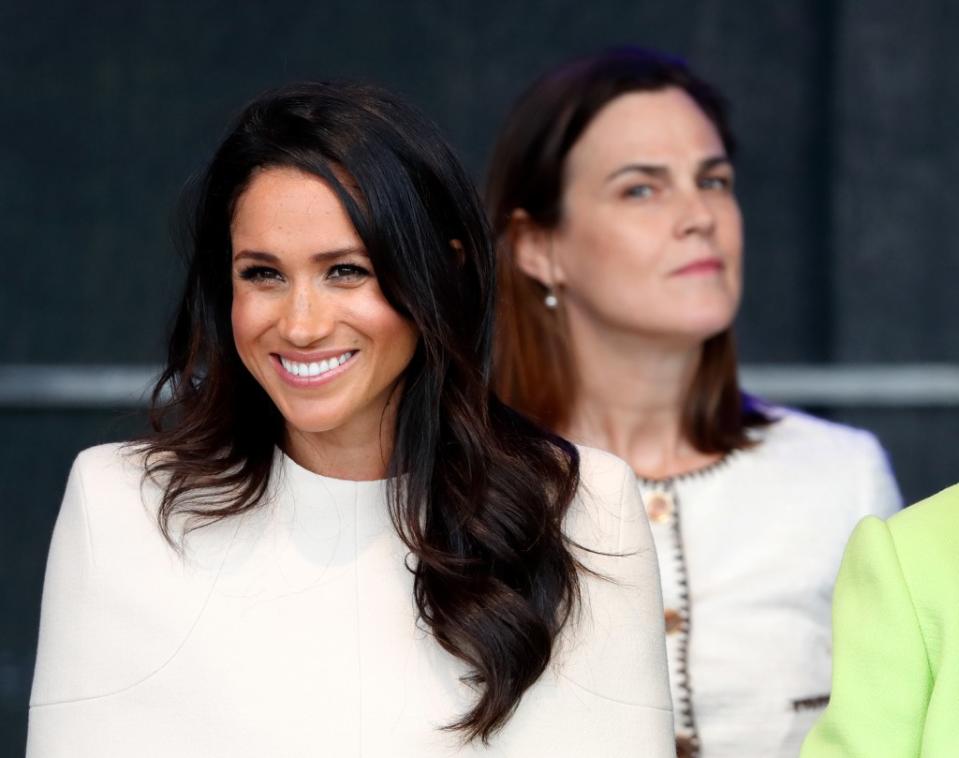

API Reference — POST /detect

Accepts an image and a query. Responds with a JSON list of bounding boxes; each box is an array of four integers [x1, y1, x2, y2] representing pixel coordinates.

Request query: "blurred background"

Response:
[[4, 0, 959, 752]]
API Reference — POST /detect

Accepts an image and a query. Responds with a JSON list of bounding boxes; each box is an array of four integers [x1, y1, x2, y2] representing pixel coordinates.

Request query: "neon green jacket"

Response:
[[801, 485, 959, 757]]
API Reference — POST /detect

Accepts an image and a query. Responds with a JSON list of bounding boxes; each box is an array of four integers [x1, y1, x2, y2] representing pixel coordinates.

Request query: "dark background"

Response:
[[4, 1, 959, 753]]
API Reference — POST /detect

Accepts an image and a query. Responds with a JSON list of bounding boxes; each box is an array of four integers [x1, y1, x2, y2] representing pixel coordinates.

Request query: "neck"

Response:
[[561, 312, 718, 479], [284, 394, 400, 481]]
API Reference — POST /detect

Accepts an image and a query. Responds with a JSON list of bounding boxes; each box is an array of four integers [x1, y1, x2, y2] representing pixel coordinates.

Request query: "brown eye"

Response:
[[239, 266, 282, 282], [327, 263, 371, 281]]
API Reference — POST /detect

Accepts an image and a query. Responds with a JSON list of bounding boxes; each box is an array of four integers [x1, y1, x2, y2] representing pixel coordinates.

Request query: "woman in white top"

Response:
[[487, 48, 902, 757], [27, 82, 674, 757]]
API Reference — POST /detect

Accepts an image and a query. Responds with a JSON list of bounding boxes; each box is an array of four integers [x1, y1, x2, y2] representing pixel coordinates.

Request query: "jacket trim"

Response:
[[634, 450, 737, 488]]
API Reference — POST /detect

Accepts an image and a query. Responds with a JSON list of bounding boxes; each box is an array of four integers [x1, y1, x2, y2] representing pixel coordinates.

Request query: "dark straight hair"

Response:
[[140, 81, 582, 742], [487, 47, 772, 452]]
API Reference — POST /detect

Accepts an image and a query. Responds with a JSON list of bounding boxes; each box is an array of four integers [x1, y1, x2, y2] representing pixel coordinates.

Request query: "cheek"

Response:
[[721, 208, 744, 294], [231, 291, 272, 356], [719, 201, 744, 259], [557, 208, 663, 290], [365, 308, 418, 377], [375, 311, 419, 372]]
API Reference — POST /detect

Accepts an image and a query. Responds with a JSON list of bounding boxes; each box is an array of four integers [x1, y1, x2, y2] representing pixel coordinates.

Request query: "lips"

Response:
[[271, 350, 357, 386], [672, 258, 724, 276], [279, 351, 354, 378]]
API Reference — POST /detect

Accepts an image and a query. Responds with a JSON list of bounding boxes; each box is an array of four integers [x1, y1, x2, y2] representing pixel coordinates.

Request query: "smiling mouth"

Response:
[[276, 350, 356, 379]]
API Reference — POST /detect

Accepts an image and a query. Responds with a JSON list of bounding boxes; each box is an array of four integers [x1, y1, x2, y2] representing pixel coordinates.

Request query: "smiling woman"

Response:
[[25, 82, 674, 757], [230, 167, 419, 478]]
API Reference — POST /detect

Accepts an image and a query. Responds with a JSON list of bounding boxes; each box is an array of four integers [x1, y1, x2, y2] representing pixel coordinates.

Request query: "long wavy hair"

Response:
[[487, 48, 772, 451], [140, 81, 581, 743]]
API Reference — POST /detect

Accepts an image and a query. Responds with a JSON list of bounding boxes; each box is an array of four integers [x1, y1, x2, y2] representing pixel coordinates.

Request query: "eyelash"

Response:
[[700, 175, 734, 191], [327, 263, 371, 281], [624, 184, 655, 199], [237, 263, 372, 283], [238, 265, 280, 282], [622, 175, 734, 199]]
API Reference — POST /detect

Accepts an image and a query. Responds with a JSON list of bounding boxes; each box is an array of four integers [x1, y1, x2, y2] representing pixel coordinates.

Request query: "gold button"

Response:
[[664, 608, 683, 634], [645, 491, 673, 523]]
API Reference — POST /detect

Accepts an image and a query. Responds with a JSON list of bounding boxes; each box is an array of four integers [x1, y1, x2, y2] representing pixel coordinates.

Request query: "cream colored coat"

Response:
[[28, 443, 674, 757], [638, 409, 902, 757]]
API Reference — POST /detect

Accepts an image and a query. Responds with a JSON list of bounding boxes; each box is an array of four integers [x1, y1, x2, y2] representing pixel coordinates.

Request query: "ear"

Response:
[[507, 210, 566, 287]]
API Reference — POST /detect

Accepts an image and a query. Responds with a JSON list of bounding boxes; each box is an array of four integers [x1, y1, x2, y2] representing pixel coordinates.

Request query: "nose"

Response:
[[276, 284, 335, 347], [674, 188, 716, 239]]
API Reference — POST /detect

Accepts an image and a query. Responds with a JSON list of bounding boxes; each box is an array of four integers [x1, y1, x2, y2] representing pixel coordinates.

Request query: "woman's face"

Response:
[[544, 87, 742, 343], [230, 166, 418, 444]]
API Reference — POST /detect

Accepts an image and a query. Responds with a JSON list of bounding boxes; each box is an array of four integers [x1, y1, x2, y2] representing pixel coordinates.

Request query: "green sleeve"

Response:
[[801, 516, 932, 758]]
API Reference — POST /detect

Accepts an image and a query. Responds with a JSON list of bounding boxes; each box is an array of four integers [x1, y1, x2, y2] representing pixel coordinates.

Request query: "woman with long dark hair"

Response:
[[487, 48, 902, 757], [27, 82, 673, 756]]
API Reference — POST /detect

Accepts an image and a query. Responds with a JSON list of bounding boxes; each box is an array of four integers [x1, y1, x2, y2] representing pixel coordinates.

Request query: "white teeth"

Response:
[[280, 352, 354, 379]]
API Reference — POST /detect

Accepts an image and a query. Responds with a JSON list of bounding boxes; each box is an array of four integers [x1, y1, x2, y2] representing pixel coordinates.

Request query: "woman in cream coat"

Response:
[[28, 81, 674, 757], [487, 48, 901, 757]]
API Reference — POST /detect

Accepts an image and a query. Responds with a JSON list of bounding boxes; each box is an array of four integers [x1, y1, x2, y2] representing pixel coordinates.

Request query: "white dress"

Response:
[[639, 409, 902, 757], [27, 443, 674, 757]]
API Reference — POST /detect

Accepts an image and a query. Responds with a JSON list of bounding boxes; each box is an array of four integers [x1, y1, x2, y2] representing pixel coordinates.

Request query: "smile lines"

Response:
[[279, 351, 355, 378]]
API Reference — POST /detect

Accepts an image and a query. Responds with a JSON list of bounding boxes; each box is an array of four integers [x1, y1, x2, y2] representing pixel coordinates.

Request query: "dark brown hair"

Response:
[[487, 47, 771, 452], [141, 81, 583, 742]]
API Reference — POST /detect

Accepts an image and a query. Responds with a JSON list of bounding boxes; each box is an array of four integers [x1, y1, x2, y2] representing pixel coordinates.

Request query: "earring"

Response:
[[544, 289, 558, 309]]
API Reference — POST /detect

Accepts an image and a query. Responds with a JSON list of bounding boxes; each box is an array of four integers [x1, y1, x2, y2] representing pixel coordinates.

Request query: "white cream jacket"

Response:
[[28, 443, 674, 757], [639, 409, 902, 757]]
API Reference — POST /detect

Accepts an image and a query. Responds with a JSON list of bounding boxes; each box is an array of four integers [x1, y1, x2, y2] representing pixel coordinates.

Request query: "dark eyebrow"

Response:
[[699, 156, 733, 172], [233, 246, 368, 264], [604, 164, 670, 184], [604, 155, 733, 184]]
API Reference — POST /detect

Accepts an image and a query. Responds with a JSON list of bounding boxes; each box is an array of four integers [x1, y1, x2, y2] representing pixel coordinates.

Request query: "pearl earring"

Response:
[[544, 291, 558, 309]]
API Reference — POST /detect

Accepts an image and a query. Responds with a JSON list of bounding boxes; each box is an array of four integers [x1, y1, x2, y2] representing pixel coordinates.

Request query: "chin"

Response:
[[681, 301, 738, 337], [666, 313, 735, 343], [288, 407, 348, 434], [268, 396, 346, 436]]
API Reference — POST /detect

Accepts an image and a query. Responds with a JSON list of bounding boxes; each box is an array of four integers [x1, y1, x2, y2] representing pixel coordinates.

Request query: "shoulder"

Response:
[[800, 512, 933, 757], [840, 487, 959, 643], [886, 484, 959, 575], [889, 483, 959, 534], [567, 444, 649, 555], [830, 514, 930, 664], [574, 444, 634, 506], [69, 440, 151, 498], [74, 440, 137, 469], [748, 406, 901, 517], [31, 442, 230, 707], [61, 442, 164, 553], [757, 406, 887, 461], [554, 445, 672, 712]]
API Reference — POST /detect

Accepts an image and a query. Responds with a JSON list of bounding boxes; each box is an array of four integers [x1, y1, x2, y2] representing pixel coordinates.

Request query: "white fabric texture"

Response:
[[640, 408, 902, 758], [27, 443, 674, 757]]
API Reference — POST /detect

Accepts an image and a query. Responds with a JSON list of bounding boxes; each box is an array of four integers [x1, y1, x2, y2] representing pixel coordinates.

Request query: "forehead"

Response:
[[565, 88, 726, 181], [231, 166, 359, 248]]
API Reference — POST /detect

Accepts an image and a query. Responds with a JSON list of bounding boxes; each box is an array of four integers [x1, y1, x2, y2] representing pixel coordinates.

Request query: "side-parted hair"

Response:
[[487, 47, 772, 452], [141, 81, 582, 742]]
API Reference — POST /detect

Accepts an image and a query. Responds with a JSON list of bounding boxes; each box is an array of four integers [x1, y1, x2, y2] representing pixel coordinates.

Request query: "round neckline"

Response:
[[275, 447, 392, 492], [633, 449, 738, 487]]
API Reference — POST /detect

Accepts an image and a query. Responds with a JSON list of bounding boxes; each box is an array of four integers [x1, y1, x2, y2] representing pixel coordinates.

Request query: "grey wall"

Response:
[[4, 1, 959, 753]]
